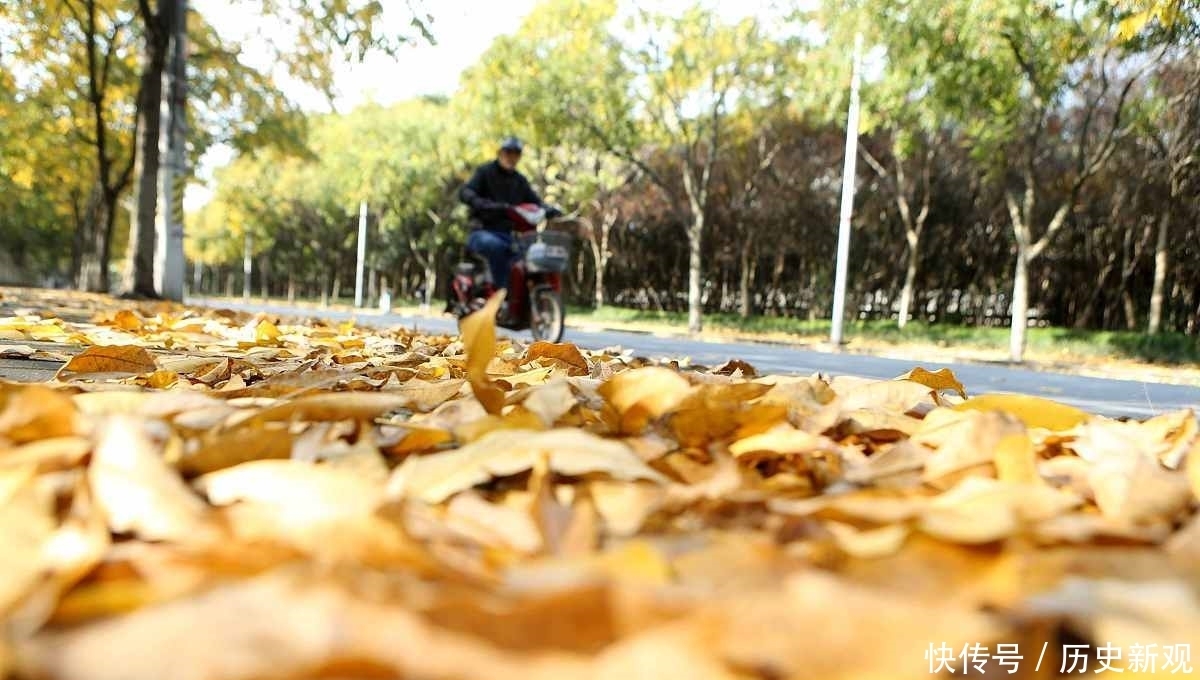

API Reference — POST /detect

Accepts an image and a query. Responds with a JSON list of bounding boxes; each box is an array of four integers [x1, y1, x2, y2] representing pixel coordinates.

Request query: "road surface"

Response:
[[195, 299, 1199, 419]]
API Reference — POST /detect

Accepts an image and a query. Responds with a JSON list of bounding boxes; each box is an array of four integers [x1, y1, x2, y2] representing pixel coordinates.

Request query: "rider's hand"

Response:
[[545, 205, 564, 219]]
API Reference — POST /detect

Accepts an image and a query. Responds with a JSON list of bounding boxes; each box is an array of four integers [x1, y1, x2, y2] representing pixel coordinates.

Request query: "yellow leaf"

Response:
[[88, 416, 214, 543], [444, 491, 543, 554], [597, 366, 691, 433], [728, 424, 840, 458], [953, 394, 1089, 431], [836, 378, 935, 413], [387, 428, 668, 504], [524, 341, 590, 376], [0, 385, 79, 443], [146, 370, 178, 389], [198, 459, 385, 521], [249, 391, 432, 424], [895, 367, 967, 399], [825, 521, 909, 559], [112, 309, 144, 332], [58, 345, 158, 377], [993, 433, 1040, 485], [519, 379, 577, 427], [178, 425, 293, 476], [588, 539, 673, 586], [459, 291, 507, 414], [0, 465, 55, 614], [255, 319, 282, 345], [0, 436, 91, 472]]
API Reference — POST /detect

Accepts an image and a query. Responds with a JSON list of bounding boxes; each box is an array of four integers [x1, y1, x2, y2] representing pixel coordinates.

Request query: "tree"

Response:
[[589, 8, 774, 334], [13, 0, 143, 291], [127, 0, 434, 299]]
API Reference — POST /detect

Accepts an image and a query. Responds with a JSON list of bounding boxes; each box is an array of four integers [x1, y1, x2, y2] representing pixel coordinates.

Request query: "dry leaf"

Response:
[[0, 385, 79, 443], [177, 425, 293, 476], [88, 416, 213, 543], [460, 292, 507, 414], [524, 341, 590, 376], [198, 459, 384, 520], [954, 393, 1089, 431], [387, 428, 668, 503], [58, 345, 158, 377], [896, 366, 968, 399], [598, 366, 691, 433], [825, 520, 910, 558], [0, 465, 55, 613]]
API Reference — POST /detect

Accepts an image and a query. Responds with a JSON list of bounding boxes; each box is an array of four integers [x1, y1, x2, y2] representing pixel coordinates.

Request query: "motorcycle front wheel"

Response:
[[529, 285, 564, 343]]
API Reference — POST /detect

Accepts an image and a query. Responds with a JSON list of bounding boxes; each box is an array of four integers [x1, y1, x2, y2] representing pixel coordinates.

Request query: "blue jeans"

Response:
[[467, 229, 515, 291]]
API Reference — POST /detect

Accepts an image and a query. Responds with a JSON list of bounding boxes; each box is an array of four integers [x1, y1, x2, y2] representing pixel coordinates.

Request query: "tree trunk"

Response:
[[1148, 211, 1170, 334], [897, 230, 920, 329], [127, 2, 169, 297], [242, 235, 252, 301], [224, 271, 234, 298], [1009, 249, 1030, 363], [1122, 290, 1138, 331], [686, 219, 703, 335], [331, 274, 341, 303], [738, 238, 753, 319], [593, 239, 606, 310], [191, 261, 201, 297], [260, 256, 269, 301], [287, 275, 296, 303], [423, 264, 437, 311]]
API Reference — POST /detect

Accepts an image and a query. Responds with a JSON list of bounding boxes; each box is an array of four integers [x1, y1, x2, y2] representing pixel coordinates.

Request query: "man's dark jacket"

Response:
[[459, 160, 542, 233]]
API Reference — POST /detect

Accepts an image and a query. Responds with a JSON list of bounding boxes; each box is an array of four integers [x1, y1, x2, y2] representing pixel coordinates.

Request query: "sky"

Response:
[[188, 0, 540, 209], [188, 0, 792, 210]]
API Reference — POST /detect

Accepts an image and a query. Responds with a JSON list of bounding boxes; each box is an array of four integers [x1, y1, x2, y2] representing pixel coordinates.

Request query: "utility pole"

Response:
[[155, 0, 187, 301], [830, 32, 863, 346], [354, 200, 368, 307]]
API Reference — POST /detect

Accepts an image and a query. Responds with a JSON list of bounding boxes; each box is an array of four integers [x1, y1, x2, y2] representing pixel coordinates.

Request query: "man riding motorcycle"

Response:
[[459, 136, 562, 295]]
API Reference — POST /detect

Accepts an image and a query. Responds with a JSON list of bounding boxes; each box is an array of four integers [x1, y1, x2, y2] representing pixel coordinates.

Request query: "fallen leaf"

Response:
[[519, 379, 577, 427], [445, 491, 543, 554], [954, 393, 1089, 431], [598, 366, 691, 433], [993, 432, 1040, 484], [387, 428, 668, 504], [177, 425, 293, 476], [0, 385, 79, 443], [0, 344, 35, 358], [460, 292, 507, 414], [0, 436, 91, 472], [524, 341, 590, 376], [1087, 450, 1193, 524], [896, 366, 967, 399], [254, 319, 282, 345], [728, 424, 840, 458], [197, 459, 384, 521], [825, 520, 910, 558], [88, 415, 213, 543], [58, 345, 158, 377], [0, 465, 55, 613]]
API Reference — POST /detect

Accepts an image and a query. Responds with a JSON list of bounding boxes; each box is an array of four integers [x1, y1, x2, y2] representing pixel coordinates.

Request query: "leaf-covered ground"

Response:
[[0, 288, 1198, 680]]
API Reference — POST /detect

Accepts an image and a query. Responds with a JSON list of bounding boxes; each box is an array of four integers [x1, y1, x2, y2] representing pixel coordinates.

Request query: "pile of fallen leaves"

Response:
[[1, 292, 1199, 680]]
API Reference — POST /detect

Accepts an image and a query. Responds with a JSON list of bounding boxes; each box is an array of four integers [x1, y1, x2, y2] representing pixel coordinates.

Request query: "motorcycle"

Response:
[[447, 203, 573, 343]]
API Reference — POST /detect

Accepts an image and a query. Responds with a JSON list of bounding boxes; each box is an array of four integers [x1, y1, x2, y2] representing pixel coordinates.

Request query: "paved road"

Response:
[[192, 299, 1200, 419]]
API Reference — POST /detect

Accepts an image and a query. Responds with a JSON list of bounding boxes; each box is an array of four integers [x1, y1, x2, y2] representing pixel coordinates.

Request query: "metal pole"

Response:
[[155, 0, 187, 301], [830, 32, 863, 346], [354, 200, 367, 307]]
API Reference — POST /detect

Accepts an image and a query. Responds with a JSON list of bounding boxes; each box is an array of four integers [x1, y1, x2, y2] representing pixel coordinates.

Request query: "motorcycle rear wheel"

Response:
[[530, 286, 564, 343]]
